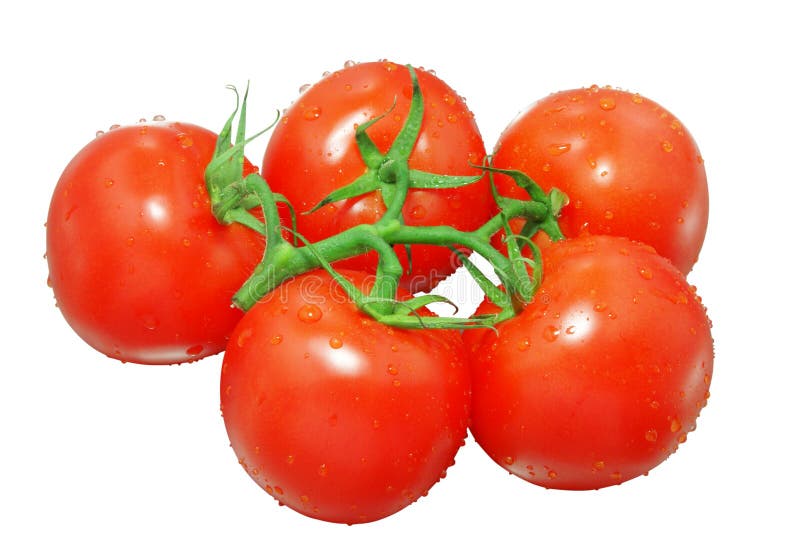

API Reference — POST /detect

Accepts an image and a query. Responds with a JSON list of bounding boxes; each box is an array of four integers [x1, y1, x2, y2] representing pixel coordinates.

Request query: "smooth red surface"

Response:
[[466, 235, 714, 490], [46, 122, 264, 364], [221, 270, 471, 523], [492, 86, 708, 273]]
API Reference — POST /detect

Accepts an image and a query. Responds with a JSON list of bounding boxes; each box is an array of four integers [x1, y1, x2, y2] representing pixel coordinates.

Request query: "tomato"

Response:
[[262, 60, 492, 292], [466, 235, 713, 490], [46, 121, 264, 364], [220, 269, 470, 523], [492, 85, 709, 274]]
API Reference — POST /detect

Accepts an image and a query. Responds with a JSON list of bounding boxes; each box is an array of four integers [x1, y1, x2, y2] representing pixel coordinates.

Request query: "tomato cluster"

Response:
[[46, 60, 713, 524]]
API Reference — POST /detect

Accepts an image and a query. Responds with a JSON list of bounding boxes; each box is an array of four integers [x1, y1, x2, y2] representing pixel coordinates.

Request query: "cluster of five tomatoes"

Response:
[[46, 60, 712, 524]]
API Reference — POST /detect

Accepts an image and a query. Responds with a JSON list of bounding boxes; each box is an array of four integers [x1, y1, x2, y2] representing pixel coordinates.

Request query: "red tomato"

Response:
[[262, 60, 492, 292], [46, 122, 264, 364], [220, 270, 470, 523], [492, 85, 709, 274], [466, 235, 713, 490]]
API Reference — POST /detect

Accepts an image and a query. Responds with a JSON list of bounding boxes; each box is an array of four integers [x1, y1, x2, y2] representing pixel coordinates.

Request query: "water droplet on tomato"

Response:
[[318, 464, 329, 477], [599, 97, 616, 110], [177, 134, 193, 148], [109, 124, 121, 131], [593, 302, 608, 312], [661, 140, 674, 153], [141, 314, 159, 330], [542, 326, 560, 342], [446, 113, 458, 123], [593, 460, 605, 471], [645, 429, 658, 442], [303, 106, 322, 121], [604, 210, 614, 220], [542, 162, 552, 172], [237, 327, 253, 348], [104, 178, 114, 188], [546, 143, 571, 156], [126, 236, 135, 246], [503, 456, 515, 466], [298, 83, 311, 94], [547, 470, 558, 479], [670, 418, 682, 433], [410, 205, 427, 219], [186, 344, 203, 356], [372, 419, 381, 429], [387, 364, 398, 375], [270, 334, 283, 345], [517, 338, 531, 351], [297, 304, 323, 323], [343, 59, 357, 68], [329, 336, 343, 349], [182, 238, 191, 247], [153, 114, 166, 121], [639, 267, 653, 280], [285, 456, 294, 465]]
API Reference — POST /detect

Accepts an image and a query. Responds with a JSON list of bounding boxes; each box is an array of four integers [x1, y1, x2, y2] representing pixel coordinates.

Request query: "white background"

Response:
[[3, 1, 798, 549]]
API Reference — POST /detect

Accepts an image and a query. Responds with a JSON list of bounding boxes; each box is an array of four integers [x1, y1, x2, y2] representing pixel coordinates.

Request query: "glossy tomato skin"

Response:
[[262, 60, 492, 292], [467, 235, 713, 490], [46, 122, 264, 364], [221, 270, 470, 523], [492, 86, 709, 274]]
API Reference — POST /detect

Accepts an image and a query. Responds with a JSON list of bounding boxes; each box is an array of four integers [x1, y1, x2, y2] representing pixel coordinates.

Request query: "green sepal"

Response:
[[409, 170, 482, 189], [450, 248, 513, 311], [304, 172, 381, 214], [386, 65, 423, 162]]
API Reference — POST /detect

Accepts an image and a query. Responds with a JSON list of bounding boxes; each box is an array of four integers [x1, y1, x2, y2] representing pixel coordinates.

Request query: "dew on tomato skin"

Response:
[[542, 326, 560, 342], [410, 205, 427, 220], [329, 336, 343, 349], [126, 236, 135, 246], [661, 140, 674, 153], [639, 267, 654, 280], [670, 418, 682, 433], [141, 314, 159, 331], [547, 470, 558, 480], [546, 143, 571, 156], [297, 304, 323, 323], [593, 460, 606, 471], [303, 106, 322, 121], [186, 344, 203, 356], [237, 327, 253, 348], [298, 83, 311, 94], [182, 238, 191, 247], [177, 134, 193, 148], [599, 97, 616, 110], [517, 338, 531, 351], [270, 334, 283, 345], [604, 210, 614, 220], [645, 429, 658, 442], [387, 364, 399, 376]]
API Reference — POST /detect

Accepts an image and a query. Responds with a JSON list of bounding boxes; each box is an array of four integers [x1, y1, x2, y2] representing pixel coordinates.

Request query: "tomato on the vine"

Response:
[[466, 235, 713, 490], [46, 121, 264, 364], [262, 60, 492, 292], [492, 86, 708, 274], [220, 269, 471, 524]]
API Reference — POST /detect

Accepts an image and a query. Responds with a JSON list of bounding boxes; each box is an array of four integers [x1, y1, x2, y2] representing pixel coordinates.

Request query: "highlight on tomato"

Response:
[[465, 235, 714, 490], [262, 60, 493, 293], [46, 121, 264, 364], [491, 85, 709, 274], [220, 269, 471, 524]]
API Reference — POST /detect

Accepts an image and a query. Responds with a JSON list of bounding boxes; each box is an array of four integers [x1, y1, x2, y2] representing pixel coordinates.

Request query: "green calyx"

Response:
[[204, 65, 567, 330]]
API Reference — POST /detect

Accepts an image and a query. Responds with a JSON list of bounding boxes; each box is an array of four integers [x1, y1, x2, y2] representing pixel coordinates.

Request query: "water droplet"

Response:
[[392, 379, 401, 387], [138, 117, 147, 123], [446, 113, 458, 123], [410, 205, 427, 219], [547, 470, 558, 479], [109, 124, 121, 131], [639, 267, 653, 280], [565, 325, 576, 335], [503, 456, 515, 466], [298, 83, 311, 94], [599, 97, 616, 110], [546, 143, 571, 156], [542, 326, 560, 342], [186, 344, 203, 356], [632, 93, 644, 104], [270, 334, 283, 345], [285, 455, 294, 464], [141, 314, 159, 330], [661, 140, 674, 153], [593, 302, 608, 312], [600, 170, 609, 177], [329, 336, 343, 349], [586, 157, 597, 169], [318, 464, 329, 477], [274, 486, 284, 495], [677, 216, 685, 224], [670, 418, 682, 433], [104, 178, 114, 188], [589, 84, 600, 93], [343, 59, 357, 68], [237, 327, 253, 348], [604, 210, 614, 220], [372, 419, 381, 429], [517, 337, 531, 351], [303, 106, 322, 121], [387, 364, 398, 375], [182, 238, 191, 247], [177, 134, 193, 148], [645, 429, 658, 442], [542, 162, 552, 172], [95, 130, 105, 137], [297, 304, 323, 323], [126, 236, 135, 246], [344, 83, 352, 92], [153, 114, 166, 121], [593, 460, 605, 471]]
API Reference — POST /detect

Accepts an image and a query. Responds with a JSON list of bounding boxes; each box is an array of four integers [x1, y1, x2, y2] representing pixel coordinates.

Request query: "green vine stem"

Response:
[[205, 65, 566, 330]]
